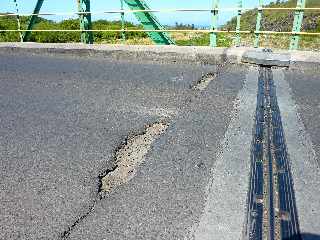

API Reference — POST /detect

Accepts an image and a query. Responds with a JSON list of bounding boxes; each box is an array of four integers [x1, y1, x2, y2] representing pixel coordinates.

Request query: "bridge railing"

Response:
[[1, 0, 319, 50]]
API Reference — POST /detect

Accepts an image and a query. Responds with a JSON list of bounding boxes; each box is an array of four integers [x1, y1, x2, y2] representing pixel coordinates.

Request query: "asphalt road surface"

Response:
[[0, 53, 319, 240]]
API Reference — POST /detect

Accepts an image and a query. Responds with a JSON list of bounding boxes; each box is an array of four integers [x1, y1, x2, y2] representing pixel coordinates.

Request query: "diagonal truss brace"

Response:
[[123, 0, 175, 45], [22, 0, 44, 42]]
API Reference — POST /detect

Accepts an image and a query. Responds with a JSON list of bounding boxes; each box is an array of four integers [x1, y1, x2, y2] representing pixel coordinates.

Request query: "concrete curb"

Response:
[[0, 43, 319, 69], [242, 50, 291, 67]]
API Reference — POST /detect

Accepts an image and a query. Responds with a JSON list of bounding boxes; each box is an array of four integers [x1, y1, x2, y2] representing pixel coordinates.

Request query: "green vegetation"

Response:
[[0, 15, 147, 43], [175, 0, 319, 50], [0, 15, 231, 47], [226, 0, 320, 32], [173, 33, 232, 47], [0, 0, 319, 50], [224, 0, 320, 50]]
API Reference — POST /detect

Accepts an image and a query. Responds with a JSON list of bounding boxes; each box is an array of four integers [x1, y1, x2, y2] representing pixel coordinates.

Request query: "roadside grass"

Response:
[[118, 32, 319, 52], [237, 34, 320, 51]]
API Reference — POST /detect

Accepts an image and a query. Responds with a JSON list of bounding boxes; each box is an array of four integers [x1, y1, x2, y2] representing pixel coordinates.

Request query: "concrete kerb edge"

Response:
[[242, 48, 320, 70], [0, 43, 319, 69], [0, 43, 242, 65]]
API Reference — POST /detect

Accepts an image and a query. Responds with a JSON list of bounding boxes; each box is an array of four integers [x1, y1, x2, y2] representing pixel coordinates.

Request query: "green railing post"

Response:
[[290, 0, 305, 50], [254, 0, 263, 48], [13, 0, 23, 42], [235, 0, 243, 47], [120, 0, 126, 43], [22, 0, 44, 42], [210, 0, 220, 47], [77, 0, 93, 44]]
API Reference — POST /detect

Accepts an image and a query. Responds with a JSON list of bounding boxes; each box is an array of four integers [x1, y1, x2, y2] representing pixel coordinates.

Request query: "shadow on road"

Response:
[[301, 234, 320, 240], [284, 234, 320, 240]]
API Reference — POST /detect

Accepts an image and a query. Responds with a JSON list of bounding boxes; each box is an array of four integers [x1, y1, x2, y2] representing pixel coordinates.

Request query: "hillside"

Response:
[[224, 0, 320, 32]]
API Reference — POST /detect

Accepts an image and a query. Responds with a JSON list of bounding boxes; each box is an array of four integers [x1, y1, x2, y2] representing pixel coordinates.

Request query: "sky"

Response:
[[0, 0, 273, 27]]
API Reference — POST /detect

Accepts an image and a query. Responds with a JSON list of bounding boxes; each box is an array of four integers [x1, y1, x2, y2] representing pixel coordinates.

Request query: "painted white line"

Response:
[[193, 66, 258, 240]]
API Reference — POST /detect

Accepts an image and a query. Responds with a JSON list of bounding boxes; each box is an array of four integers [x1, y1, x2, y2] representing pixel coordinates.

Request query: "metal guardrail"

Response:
[[1, 0, 319, 49]]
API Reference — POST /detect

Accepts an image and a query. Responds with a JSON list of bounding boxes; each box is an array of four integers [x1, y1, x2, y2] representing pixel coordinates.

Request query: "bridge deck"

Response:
[[0, 47, 319, 240]]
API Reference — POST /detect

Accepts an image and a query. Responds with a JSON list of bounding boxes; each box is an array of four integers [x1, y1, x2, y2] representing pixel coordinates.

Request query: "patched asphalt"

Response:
[[0, 52, 319, 240]]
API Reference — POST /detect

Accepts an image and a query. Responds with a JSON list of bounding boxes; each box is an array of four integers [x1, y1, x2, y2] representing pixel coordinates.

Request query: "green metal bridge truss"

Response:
[[22, 0, 175, 45], [122, 0, 174, 45], [10, 0, 312, 50]]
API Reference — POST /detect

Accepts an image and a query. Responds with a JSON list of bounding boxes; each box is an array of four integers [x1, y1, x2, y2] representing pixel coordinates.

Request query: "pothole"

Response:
[[60, 121, 169, 239], [192, 72, 216, 91], [100, 121, 169, 192]]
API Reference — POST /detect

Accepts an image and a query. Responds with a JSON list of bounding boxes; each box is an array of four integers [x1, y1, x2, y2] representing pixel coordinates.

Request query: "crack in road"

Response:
[[192, 72, 217, 91], [60, 120, 169, 239], [60, 61, 228, 239], [99, 121, 169, 192], [191, 63, 227, 91]]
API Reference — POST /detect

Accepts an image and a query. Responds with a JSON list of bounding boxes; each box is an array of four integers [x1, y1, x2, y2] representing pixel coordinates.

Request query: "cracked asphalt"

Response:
[[0, 52, 319, 240]]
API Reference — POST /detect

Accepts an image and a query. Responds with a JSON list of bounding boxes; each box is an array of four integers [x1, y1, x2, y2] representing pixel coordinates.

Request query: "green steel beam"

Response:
[[254, 0, 263, 48], [120, 0, 126, 42], [210, 0, 220, 47], [123, 0, 175, 45], [78, 0, 93, 44], [290, 0, 305, 50], [22, 0, 44, 42], [235, 0, 243, 47]]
